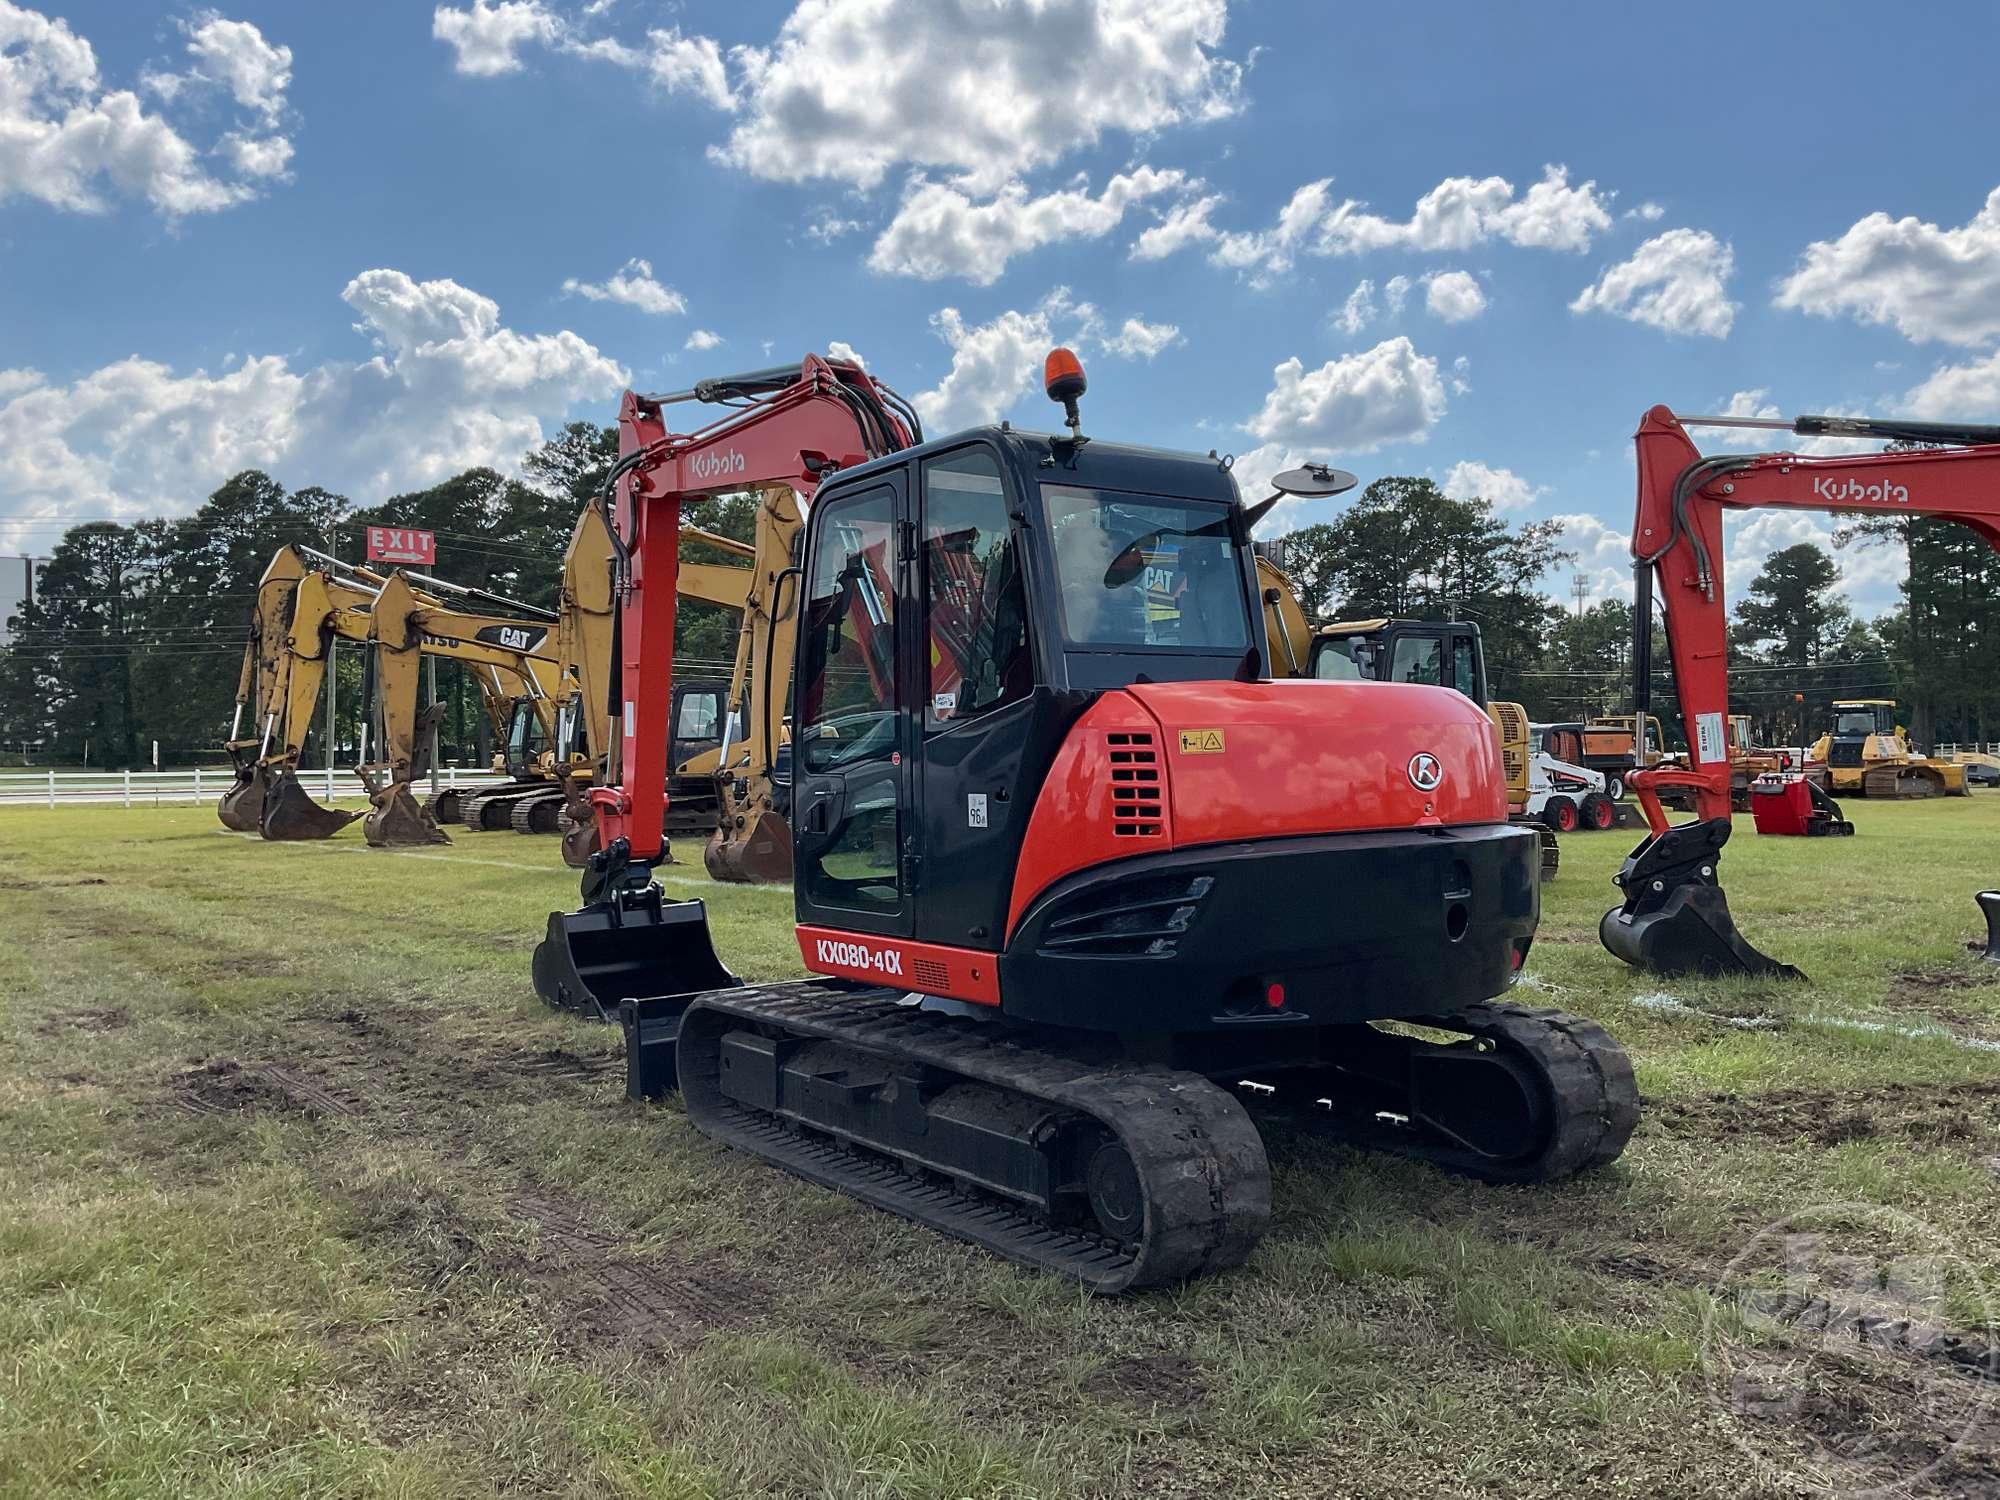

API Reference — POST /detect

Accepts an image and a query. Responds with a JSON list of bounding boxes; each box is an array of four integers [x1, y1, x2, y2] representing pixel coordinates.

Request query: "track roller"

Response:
[[1247, 1004, 1639, 1183], [667, 985, 1271, 1293]]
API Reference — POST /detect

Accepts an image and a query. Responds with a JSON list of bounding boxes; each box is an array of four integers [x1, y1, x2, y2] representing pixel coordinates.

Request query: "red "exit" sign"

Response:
[[366, 527, 435, 566]]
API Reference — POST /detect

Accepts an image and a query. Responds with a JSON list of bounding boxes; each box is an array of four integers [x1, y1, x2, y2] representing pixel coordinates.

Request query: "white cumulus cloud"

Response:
[[0, 270, 627, 543], [432, 1, 559, 76], [0, 2, 296, 216], [869, 167, 1191, 285], [1571, 228, 1736, 338], [1775, 187, 2000, 348], [560, 257, 686, 315], [718, 0, 1242, 191], [911, 290, 1091, 432], [1244, 337, 1447, 453], [1098, 317, 1180, 359], [1423, 269, 1486, 323], [1335, 279, 1377, 336], [1318, 165, 1611, 256], [684, 328, 723, 351], [1442, 460, 1535, 510]]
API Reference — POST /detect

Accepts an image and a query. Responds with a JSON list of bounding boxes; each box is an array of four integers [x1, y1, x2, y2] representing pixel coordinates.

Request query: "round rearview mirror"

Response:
[[1271, 462, 1359, 498]]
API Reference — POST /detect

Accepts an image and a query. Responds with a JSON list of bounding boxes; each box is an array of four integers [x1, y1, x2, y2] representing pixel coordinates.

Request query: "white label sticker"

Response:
[[933, 692, 956, 715], [1694, 711, 1725, 765], [967, 793, 988, 829], [623, 701, 636, 738]]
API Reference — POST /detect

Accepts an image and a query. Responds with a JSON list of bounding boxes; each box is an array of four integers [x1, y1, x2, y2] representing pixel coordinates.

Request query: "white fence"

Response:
[[0, 765, 509, 809]]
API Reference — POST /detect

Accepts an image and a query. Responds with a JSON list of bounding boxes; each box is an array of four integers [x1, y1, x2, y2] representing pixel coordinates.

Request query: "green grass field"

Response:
[[2, 799, 1997, 1498]]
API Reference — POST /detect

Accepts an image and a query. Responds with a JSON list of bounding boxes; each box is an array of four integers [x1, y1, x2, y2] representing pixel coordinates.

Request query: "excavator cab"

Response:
[[1306, 620, 1485, 702]]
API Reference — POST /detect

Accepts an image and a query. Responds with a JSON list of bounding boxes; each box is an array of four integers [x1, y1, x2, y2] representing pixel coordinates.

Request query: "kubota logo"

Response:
[[689, 448, 747, 482], [1407, 752, 1443, 792], [815, 938, 904, 976], [1812, 475, 1910, 506]]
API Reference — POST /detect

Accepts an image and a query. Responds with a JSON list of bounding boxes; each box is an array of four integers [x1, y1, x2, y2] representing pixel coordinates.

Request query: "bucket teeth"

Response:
[[704, 811, 794, 884], [363, 782, 450, 847], [216, 765, 268, 831], [1599, 816, 1801, 978], [534, 883, 740, 1023], [259, 770, 361, 840]]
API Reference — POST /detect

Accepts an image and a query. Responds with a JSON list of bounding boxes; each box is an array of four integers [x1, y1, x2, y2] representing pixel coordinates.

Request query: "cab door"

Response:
[[791, 474, 914, 939]]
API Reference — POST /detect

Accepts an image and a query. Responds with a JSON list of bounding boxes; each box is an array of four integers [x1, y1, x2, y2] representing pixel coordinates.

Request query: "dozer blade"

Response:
[[364, 781, 450, 847], [704, 811, 794, 884], [1599, 816, 1802, 979], [259, 770, 361, 841], [533, 889, 741, 1024], [216, 765, 268, 831]]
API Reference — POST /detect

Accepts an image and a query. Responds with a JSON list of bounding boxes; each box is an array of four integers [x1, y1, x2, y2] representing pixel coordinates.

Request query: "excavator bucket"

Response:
[[363, 780, 450, 847], [704, 811, 794, 883], [533, 887, 740, 1024], [216, 750, 268, 832], [1599, 817, 1802, 979], [259, 769, 362, 840]]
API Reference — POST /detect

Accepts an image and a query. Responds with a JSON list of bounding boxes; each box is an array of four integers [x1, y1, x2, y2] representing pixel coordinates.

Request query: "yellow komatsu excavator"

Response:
[[1809, 699, 1969, 799]]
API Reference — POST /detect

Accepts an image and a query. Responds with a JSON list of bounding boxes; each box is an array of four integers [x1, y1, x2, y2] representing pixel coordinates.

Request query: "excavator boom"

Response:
[[1603, 406, 2000, 976]]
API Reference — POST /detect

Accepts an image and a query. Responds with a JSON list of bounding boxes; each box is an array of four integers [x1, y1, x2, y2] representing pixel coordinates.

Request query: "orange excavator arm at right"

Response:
[[1601, 405, 2000, 978]]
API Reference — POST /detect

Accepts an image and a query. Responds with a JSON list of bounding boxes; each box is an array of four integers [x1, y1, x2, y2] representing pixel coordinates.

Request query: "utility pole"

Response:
[[427, 655, 440, 794]]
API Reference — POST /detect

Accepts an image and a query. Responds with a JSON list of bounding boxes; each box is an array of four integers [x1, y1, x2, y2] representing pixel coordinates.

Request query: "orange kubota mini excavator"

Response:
[[533, 351, 1638, 1291], [1601, 406, 2000, 978]]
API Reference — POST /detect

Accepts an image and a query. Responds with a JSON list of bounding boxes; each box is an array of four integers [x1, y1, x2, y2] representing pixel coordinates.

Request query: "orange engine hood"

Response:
[[1125, 678, 1508, 844]]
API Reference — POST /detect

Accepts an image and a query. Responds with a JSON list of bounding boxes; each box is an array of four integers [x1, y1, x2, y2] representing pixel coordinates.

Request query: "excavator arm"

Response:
[[217, 545, 311, 831], [1602, 404, 2000, 976], [589, 355, 917, 879]]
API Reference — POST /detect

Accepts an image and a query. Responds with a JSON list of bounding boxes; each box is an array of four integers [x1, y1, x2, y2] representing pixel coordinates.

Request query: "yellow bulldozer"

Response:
[[1809, 699, 1968, 799]]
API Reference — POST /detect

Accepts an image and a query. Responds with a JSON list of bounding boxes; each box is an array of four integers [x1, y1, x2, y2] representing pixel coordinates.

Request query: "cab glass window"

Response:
[[923, 450, 1031, 726], [1450, 637, 1478, 699], [797, 488, 898, 774], [1311, 639, 1363, 680], [1041, 486, 1248, 651], [1388, 636, 1443, 686]]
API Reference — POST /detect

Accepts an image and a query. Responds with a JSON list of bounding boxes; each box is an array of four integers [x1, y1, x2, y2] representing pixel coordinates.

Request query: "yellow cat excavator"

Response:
[[362, 571, 572, 844], [221, 551, 563, 844]]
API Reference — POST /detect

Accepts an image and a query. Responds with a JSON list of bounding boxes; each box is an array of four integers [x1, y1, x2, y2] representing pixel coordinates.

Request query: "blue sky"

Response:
[[4, 1, 1999, 616]]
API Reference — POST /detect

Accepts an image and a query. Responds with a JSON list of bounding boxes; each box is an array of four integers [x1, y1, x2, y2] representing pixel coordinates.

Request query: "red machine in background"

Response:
[[1601, 406, 2000, 977], [1748, 773, 1853, 838]]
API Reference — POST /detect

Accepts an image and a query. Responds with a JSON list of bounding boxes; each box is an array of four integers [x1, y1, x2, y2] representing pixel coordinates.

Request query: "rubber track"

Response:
[[1294, 1002, 1639, 1182], [676, 984, 1271, 1294], [508, 789, 564, 835]]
